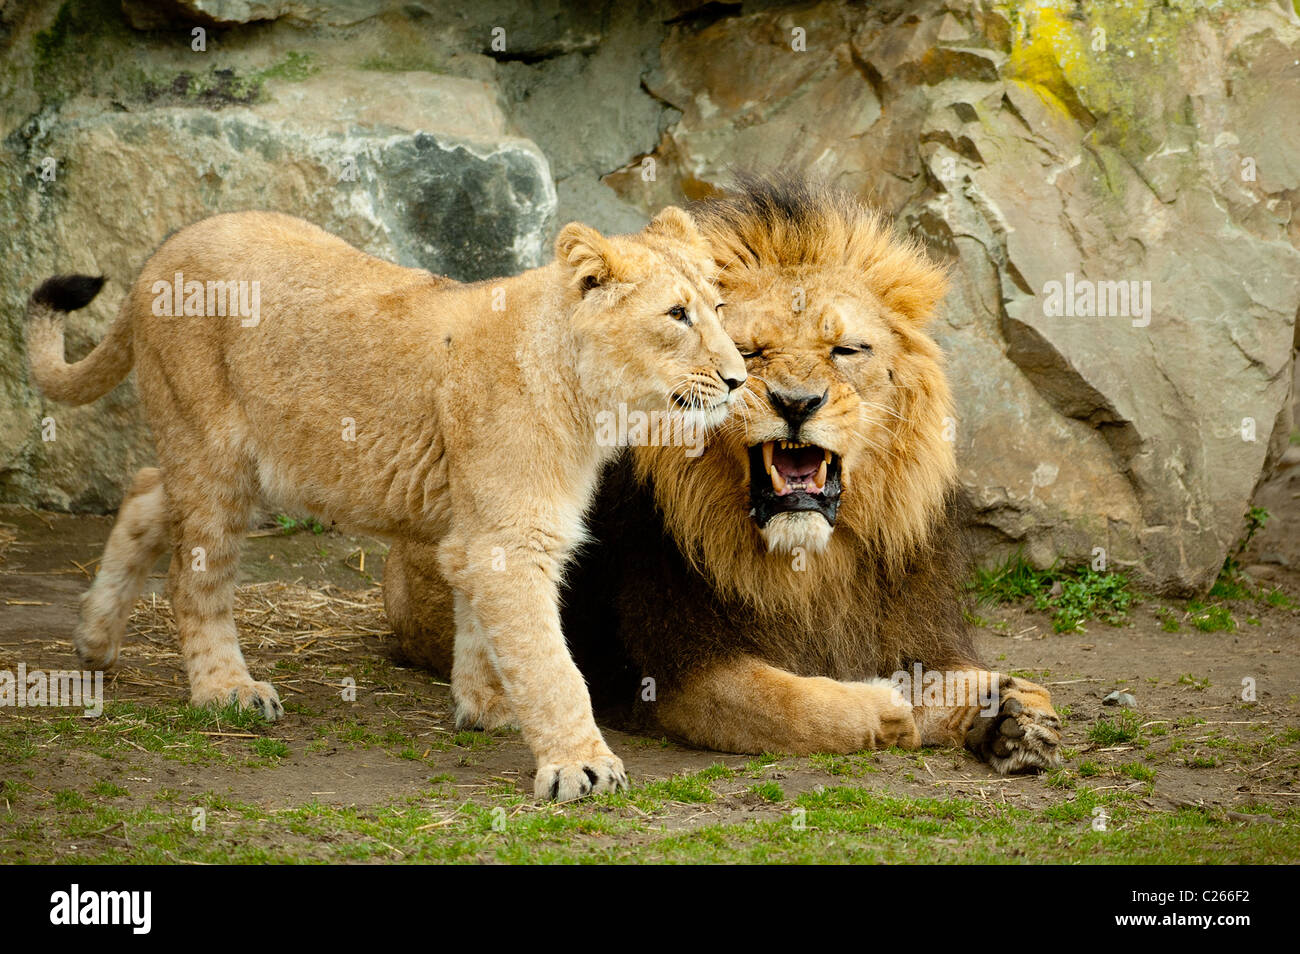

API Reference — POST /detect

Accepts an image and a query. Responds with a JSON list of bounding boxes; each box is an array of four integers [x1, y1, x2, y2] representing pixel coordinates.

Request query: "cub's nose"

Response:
[[768, 389, 828, 430], [723, 374, 747, 393]]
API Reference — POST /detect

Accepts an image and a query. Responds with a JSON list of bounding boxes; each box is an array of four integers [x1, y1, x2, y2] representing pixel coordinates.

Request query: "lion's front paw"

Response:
[[534, 746, 628, 801], [966, 677, 1061, 773], [863, 680, 921, 749], [192, 679, 284, 722]]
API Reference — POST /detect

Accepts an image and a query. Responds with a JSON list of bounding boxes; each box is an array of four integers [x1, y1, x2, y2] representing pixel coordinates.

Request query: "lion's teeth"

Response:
[[770, 465, 788, 495], [823, 448, 832, 463], [762, 441, 774, 473], [815, 459, 827, 490]]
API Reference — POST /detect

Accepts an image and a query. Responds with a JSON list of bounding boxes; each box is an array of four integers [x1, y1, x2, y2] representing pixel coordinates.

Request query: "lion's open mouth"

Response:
[[747, 440, 843, 528]]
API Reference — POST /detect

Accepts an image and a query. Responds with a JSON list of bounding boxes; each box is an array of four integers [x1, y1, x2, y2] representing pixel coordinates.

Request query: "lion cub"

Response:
[[26, 208, 746, 800]]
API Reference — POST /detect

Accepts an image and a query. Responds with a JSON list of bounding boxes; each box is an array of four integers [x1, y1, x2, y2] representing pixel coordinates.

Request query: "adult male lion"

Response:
[[384, 175, 1062, 773]]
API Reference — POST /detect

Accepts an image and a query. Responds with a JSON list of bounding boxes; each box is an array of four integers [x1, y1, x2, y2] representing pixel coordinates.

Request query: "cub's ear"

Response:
[[556, 222, 620, 295], [646, 206, 709, 257]]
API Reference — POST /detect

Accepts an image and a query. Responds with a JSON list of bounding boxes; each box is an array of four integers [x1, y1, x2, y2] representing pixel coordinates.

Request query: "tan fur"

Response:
[[74, 466, 169, 670], [658, 656, 920, 754], [26, 208, 746, 800], [384, 178, 1061, 773], [640, 210, 957, 628]]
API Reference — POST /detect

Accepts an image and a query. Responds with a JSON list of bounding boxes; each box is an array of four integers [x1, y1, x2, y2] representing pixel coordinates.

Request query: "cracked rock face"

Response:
[[603, 0, 1300, 594], [2, 0, 1297, 593]]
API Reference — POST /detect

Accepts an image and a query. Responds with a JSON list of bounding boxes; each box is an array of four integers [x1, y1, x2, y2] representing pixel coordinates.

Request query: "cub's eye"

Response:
[[668, 305, 690, 324], [832, 343, 871, 357]]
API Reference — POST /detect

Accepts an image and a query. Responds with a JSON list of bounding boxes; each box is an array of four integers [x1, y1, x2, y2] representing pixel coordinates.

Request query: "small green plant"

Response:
[[1088, 710, 1142, 745], [1211, 506, 1272, 602], [1045, 769, 1075, 790], [54, 789, 90, 810], [749, 781, 785, 803], [1156, 607, 1181, 632], [1176, 673, 1211, 691], [274, 514, 326, 535], [251, 738, 289, 760], [1187, 601, 1235, 632], [1119, 762, 1156, 782], [1262, 588, 1295, 609], [970, 555, 1135, 632]]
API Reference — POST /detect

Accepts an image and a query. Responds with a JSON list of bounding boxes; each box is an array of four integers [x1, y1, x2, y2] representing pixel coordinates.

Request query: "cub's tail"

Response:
[[25, 274, 134, 405]]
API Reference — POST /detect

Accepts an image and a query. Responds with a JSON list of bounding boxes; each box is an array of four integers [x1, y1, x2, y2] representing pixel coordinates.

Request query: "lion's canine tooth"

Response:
[[762, 441, 774, 473], [823, 448, 832, 463], [770, 464, 788, 495], [815, 459, 827, 490]]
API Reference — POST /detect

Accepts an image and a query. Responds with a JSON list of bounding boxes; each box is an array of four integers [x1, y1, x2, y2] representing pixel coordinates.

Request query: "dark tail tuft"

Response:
[[30, 274, 106, 313]]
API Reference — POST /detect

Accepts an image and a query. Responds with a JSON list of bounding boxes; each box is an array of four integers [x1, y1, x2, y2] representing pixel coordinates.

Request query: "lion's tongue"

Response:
[[771, 444, 827, 496]]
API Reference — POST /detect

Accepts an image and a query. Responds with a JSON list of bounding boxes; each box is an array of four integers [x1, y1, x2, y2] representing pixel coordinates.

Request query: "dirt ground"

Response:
[[1, 456, 1297, 863]]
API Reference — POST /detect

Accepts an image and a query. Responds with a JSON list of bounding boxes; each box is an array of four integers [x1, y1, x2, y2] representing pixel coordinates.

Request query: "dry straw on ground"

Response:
[[117, 582, 393, 694]]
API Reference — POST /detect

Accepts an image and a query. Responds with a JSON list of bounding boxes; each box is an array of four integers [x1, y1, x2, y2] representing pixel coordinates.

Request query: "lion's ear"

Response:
[[882, 263, 949, 326], [556, 222, 622, 295], [647, 206, 710, 256]]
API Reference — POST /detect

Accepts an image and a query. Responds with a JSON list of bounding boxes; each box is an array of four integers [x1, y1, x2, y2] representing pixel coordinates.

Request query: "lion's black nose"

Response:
[[768, 389, 828, 430], [723, 374, 747, 392]]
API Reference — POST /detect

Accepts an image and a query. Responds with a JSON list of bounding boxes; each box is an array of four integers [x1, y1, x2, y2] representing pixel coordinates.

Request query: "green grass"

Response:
[[5, 777, 1297, 863], [273, 513, 327, 535], [1119, 762, 1156, 782], [969, 554, 1135, 632], [251, 738, 289, 760], [1187, 601, 1236, 632], [1088, 709, 1143, 745], [749, 781, 786, 803], [0, 701, 281, 766]]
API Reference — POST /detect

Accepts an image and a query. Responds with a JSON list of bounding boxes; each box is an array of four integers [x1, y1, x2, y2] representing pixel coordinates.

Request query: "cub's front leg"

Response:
[[440, 536, 627, 801]]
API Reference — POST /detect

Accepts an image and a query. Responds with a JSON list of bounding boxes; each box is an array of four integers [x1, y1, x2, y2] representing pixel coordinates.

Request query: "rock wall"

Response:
[[2, 0, 1298, 593]]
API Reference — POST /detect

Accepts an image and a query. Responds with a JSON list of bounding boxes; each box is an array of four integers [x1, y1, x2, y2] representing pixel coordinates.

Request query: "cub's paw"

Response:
[[534, 747, 628, 801], [72, 626, 120, 671], [862, 679, 922, 749], [965, 677, 1061, 773], [192, 679, 284, 722], [453, 683, 518, 732]]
